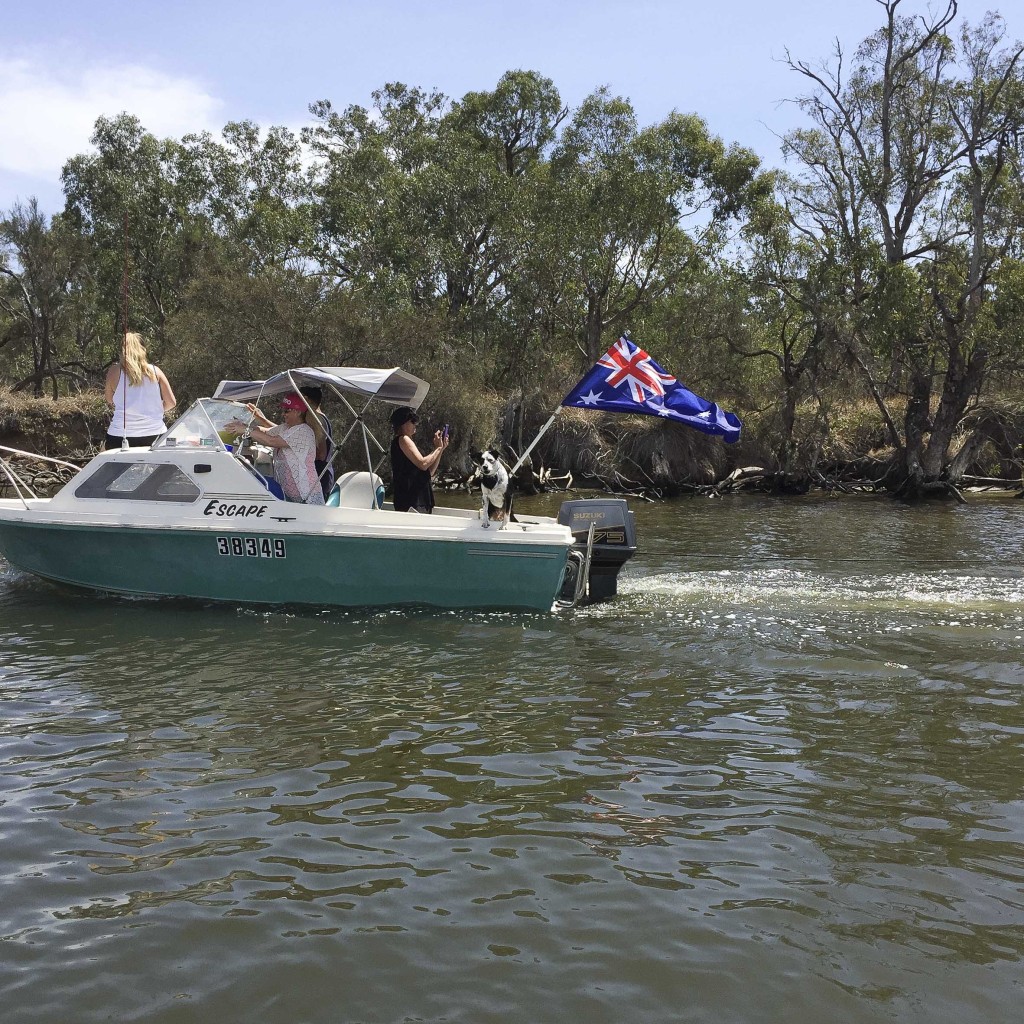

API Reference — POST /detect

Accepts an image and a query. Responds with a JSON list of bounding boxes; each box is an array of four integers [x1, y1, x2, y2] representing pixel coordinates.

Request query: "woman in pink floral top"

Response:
[[227, 392, 326, 504]]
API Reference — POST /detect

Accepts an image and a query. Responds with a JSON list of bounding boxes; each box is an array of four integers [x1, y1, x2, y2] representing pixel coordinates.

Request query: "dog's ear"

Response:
[[469, 449, 483, 462]]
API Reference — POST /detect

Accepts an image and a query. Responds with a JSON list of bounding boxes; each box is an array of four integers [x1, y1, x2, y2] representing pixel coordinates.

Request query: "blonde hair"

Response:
[[120, 332, 157, 386], [302, 407, 327, 449]]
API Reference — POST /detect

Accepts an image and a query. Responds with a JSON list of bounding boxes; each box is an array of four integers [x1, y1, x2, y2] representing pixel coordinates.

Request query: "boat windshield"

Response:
[[153, 398, 248, 451]]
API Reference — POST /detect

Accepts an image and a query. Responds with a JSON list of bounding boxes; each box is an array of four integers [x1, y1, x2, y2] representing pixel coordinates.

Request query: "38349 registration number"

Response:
[[216, 536, 287, 558]]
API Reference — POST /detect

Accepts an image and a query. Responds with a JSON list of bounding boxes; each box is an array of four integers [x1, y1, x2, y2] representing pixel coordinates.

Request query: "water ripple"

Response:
[[2, 497, 1023, 1022]]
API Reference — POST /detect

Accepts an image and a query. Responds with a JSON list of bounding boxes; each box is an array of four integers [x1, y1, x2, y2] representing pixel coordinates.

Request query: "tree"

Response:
[[545, 89, 767, 365], [164, 264, 367, 402], [182, 120, 314, 271], [61, 114, 217, 349], [304, 71, 564, 328], [0, 200, 94, 397], [783, 0, 1024, 496], [304, 83, 449, 299], [730, 195, 841, 476]]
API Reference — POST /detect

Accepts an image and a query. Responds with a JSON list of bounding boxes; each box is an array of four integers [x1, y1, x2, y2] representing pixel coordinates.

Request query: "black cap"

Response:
[[390, 406, 418, 429]]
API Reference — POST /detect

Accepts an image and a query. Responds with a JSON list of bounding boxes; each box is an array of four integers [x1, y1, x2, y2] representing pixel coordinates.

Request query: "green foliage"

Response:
[[1, 12, 1023, 492], [61, 114, 216, 353], [0, 200, 98, 396]]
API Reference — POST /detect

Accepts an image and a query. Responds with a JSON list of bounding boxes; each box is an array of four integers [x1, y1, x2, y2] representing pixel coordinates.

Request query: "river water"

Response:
[[1, 494, 1022, 1024]]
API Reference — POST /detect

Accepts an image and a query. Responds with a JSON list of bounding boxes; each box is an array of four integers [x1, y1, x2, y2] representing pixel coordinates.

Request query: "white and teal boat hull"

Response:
[[0, 512, 569, 611]]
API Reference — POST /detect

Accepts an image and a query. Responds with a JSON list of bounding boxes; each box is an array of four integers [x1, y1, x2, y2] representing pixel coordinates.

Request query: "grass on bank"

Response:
[[1, 388, 1020, 489], [0, 388, 109, 458]]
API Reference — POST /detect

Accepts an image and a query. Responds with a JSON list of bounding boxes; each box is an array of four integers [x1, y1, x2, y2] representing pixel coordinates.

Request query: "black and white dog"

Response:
[[470, 449, 509, 528]]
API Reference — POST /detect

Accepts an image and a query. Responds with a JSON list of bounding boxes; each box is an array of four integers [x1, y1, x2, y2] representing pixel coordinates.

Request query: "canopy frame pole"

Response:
[[328, 391, 362, 446], [508, 408, 561, 477], [353, 395, 388, 461], [329, 393, 388, 476], [361, 421, 375, 481]]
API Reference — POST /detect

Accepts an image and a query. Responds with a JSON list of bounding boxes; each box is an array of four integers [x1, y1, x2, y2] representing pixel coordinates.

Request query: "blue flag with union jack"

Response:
[[561, 337, 742, 443]]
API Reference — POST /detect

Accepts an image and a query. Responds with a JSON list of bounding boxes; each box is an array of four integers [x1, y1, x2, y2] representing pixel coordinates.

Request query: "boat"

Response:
[[0, 367, 636, 612]]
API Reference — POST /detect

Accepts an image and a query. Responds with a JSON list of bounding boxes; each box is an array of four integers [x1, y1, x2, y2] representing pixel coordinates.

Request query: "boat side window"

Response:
[[75, 462, 201, 502], [105, 464, 159, 493]]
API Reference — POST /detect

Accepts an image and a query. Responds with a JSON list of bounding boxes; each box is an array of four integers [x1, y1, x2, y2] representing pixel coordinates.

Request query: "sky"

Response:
[[0, 0, 1016, 215]]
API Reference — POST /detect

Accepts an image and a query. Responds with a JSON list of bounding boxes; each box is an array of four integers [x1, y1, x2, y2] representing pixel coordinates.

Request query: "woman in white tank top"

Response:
[[103, 332, 177, 449]]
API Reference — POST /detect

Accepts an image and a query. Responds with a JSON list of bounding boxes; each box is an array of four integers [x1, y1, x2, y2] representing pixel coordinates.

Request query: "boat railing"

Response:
[[0, 445, 83, 472], [0, 459, 33, 507], [0, 445, 86, 508]]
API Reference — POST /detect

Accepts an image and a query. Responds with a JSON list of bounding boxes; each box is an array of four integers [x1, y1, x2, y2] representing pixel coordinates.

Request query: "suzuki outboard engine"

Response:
[[557, 498, 637, 603]]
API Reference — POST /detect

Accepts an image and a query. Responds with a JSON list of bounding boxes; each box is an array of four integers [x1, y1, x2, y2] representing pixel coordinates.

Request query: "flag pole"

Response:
[[508, 408, 562, 477]]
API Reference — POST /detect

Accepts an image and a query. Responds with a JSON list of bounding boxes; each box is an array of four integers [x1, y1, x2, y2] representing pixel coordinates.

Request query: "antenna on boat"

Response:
[[120, 213, 130, 450]]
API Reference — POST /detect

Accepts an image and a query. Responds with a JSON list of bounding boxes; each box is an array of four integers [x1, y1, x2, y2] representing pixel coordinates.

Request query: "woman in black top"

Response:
[[390, 406, 448, 512]]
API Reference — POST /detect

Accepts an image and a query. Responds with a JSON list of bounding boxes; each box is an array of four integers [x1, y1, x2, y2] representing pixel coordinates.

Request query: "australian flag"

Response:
[[561, 336, 742, 443]]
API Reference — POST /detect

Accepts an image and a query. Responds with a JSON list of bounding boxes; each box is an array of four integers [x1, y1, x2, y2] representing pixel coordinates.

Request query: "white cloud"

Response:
[[0, 54, 223, 179]]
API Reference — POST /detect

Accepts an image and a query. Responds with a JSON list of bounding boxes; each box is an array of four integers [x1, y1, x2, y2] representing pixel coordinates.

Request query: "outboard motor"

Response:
[[557, 498, 637, 603]]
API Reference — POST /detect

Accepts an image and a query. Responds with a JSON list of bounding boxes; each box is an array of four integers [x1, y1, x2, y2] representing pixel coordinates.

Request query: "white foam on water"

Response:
[[617, 568, 1024, 614]]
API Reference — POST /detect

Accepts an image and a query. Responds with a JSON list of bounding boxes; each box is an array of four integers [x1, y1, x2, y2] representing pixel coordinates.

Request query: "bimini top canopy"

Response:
[[213, 367, 430, 409]]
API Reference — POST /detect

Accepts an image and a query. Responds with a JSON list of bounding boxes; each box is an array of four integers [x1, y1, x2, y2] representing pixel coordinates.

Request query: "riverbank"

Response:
[[2, 389, 1021, 500], [0, 389, 108, 459]]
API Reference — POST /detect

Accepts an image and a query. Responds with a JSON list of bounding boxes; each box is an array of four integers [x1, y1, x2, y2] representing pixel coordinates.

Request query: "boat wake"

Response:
[[616, 566, 1024, 614]]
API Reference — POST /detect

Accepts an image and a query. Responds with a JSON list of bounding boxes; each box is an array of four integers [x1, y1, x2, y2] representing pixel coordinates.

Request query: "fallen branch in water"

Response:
[[714, 466, 766, 494], [958, 475, 1023, 489]]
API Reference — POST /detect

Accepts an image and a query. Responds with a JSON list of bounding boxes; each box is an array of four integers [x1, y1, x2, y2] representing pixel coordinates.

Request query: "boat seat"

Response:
[[327, 471, 385, 509], [253, 471, 284, 500]]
